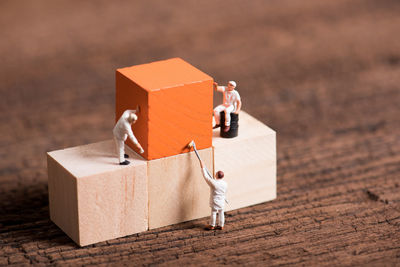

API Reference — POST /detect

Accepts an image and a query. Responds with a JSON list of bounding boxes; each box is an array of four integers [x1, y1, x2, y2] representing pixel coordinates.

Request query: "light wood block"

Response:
[[47, 140, 148, 246], [212, 111, 276, 211], [116, 57, 214, 160], [147, 148, 213, 229]]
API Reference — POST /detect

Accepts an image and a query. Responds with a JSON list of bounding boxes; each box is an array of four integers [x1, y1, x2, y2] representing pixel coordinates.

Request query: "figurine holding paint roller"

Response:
[[188, 140, 228, 230], [213, 81, 242, 137], [113, 107, 144, 165]]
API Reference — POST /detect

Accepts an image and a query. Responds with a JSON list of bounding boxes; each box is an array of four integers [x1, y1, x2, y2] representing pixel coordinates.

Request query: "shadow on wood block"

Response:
[[213, 111, 276, 211], [47, 140, 148, 246]]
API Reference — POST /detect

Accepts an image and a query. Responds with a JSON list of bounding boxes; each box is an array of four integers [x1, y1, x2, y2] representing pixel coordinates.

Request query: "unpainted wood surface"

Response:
[[48, 140, 148, 246], [147, 148, 213, 230], [1, 0, 400, 266], [213, 111, 276, 212]]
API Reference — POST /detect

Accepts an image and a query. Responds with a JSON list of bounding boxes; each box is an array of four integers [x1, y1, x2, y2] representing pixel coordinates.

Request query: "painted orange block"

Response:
[[116, 58, 214, 160]]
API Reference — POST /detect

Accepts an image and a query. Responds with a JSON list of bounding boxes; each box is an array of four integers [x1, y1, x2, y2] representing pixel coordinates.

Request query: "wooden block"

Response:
[[212, 111, 276, 211], [147, 148, 213, 229], [47, 140, 148, 246], [116, 57, 214, 160]]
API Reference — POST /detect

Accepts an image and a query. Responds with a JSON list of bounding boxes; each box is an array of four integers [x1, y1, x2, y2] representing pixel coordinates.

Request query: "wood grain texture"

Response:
[[1, 0, 400, 265], [47, 156, 79, 244], [47, 140, 148, 246]]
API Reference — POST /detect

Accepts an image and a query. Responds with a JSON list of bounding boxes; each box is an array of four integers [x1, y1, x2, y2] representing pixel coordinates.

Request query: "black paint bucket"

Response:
[[220, 111, 239, 138]]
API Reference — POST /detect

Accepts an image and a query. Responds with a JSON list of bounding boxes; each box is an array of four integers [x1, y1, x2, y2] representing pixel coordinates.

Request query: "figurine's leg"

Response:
[[206, 209, 217, 230], [210, 209, 217, 227], [115, 138, 129, 165], [214, 209, 224, 230], [118, 140, 125, 163], [219, 209, 225, 227], [222, 106, 235, 132], [114, 137, 119, 156], [213, 105, 225, 127], [224, 106, 235, 126], [114, 138, 123, 162]]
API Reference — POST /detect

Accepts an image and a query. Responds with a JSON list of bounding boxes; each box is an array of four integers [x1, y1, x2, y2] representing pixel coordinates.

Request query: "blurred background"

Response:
[[1, 0, 399, 265]]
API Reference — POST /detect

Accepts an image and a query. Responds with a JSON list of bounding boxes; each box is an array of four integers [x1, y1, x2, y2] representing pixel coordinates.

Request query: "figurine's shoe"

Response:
[[216, 226, 224, 230], [205, 225, 215, 230], [213, 124, 220, 129], [124, 154, 129, 158], [223, 125, 230, 132], [119, 160, 130, 165]]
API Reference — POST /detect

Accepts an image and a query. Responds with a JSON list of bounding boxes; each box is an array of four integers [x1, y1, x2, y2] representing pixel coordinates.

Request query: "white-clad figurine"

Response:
[[198, 158, 227, 230], [213, 81, 242, 132], [113, 109, 144, 165]]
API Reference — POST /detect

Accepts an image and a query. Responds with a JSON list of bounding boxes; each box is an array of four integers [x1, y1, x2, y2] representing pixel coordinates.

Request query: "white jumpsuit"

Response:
[[201, 167, 228, 227], [113, 110, 139, 163], [214, 87, 241, 126]]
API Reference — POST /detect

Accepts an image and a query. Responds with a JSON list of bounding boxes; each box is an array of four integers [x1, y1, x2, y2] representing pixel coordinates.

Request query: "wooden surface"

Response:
[[48, 141, 148, 246], [1, 0, 400, 265], [213, 111, 276, 212], [147, 148, 213, 230]]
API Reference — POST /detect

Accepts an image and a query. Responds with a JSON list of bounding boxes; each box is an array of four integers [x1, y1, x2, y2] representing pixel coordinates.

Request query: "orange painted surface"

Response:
[[116, 58, 213, 160]]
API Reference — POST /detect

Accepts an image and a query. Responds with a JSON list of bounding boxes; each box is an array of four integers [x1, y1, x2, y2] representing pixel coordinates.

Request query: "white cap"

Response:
[[228, 81, 237, 87]]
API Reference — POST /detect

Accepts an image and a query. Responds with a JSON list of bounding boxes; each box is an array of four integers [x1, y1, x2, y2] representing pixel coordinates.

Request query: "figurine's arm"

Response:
[[234, 98, 242, 114], [201, 167, 216, 188], [126, 125, 144, 153], [126, 126, 138, 145], [213, 82, 225, 93], [199, 159, 216, 187]]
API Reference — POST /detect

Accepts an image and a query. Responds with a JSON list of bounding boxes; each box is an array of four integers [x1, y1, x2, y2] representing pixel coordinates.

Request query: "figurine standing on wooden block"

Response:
[[213, 81, 242, 133], [113, 109, 144, 165], [199, 159, 227, 230], [189, 140, 228, 230]]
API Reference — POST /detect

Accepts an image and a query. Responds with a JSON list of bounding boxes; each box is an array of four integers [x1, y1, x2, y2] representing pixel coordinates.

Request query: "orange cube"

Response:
[[116, 58, 214, 160]]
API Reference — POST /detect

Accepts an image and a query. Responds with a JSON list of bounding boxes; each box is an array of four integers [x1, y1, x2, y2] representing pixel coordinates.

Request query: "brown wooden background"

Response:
[[1, 0, 400, 265]]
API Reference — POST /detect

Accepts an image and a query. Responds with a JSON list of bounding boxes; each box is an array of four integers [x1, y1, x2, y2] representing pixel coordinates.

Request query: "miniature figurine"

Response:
[[113, 109, 144, 165], [188, 140, 227, 230], [213, 81, 242, 132]]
